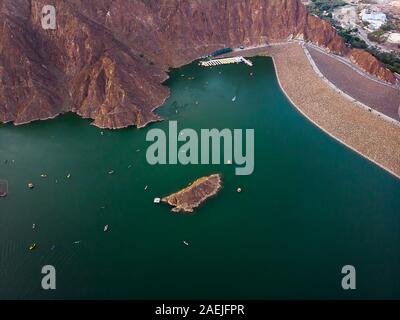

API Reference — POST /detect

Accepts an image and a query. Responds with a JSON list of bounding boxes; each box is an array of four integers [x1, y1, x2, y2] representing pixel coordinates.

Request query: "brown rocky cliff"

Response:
[[0, 0, 396, 129], [349, 49, 397, 84]]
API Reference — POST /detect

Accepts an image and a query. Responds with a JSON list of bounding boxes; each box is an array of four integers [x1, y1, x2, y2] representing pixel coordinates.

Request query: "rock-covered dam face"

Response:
[[0, 0, 396, 129]]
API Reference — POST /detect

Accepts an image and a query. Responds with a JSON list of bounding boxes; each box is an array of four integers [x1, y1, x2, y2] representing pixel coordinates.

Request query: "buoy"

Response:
[[237, 187, 242, 193]]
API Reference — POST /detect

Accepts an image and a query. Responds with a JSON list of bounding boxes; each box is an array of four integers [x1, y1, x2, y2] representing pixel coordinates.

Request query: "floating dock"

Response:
[[199, 56, 253, 67]]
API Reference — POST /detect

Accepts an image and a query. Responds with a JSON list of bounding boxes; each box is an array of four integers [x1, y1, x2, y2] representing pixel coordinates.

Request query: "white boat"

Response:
[[183, 241, 189, 246], [232, 96, 236, 102], [153, 197, 161, 204], [104, 225, 109, 232]]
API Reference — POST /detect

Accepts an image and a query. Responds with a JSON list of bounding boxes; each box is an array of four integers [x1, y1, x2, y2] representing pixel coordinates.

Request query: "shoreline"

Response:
[[2, 43, 399, 179], [261, 44, 400, 180], [271, 55, 400, 180]]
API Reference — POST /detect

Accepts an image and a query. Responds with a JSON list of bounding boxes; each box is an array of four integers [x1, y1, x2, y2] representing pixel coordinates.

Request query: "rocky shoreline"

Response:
[[162, 174, 222, 213]]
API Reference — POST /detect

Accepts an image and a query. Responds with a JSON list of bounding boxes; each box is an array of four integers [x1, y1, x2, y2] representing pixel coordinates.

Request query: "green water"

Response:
[[1, 57, 400, 299]]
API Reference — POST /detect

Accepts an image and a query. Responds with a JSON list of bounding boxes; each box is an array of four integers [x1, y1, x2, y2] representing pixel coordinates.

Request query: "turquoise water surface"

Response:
[[1, 57, 399, 299]]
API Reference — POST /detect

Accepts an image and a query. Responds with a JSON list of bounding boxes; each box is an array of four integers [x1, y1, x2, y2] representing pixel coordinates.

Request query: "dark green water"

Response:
[[1, 57, 400, 299]]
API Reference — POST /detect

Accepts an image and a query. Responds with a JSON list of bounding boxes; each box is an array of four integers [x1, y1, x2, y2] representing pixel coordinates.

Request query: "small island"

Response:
[[162, 174, 222, 213]]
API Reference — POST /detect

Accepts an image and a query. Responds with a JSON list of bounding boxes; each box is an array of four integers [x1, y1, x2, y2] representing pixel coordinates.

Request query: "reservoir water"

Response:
[[1, 57, 400, 299]]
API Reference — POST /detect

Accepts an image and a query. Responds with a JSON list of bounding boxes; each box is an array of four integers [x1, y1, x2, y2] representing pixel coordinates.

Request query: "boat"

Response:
[[28, 182, 34, 189], [232, 96, 236, 102], [183, 241, 189, 246], [104, 225, 109, 232], [73, 240, 81, 244], [29, 244, 36, 251], [40, 174, 47, 178], [32, 223, 36, 230], [153, 197, 161, 204], [66, 173, 71, 179], [108, 170, 114, 175], [144, 185, 148, 190]]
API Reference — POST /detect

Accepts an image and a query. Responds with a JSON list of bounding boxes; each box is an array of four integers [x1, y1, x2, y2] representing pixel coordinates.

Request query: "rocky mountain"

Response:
[[0, 0, 396, 129]]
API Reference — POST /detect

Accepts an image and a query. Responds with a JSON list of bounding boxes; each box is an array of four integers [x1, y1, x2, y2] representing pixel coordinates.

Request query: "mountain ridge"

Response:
[[0, 0, 396, 129]]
